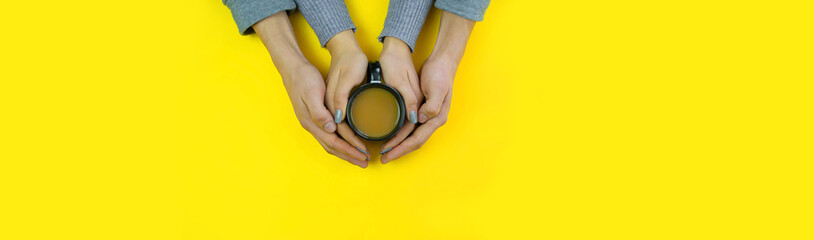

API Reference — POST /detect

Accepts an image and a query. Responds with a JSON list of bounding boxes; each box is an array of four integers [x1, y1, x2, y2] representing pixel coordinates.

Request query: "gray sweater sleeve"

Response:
[[222, 0, 297, 35], [294, 0, 356, 47], [434, 0, 491, 21], [378, 0, 490, 51], [378, 0, 433, 52]]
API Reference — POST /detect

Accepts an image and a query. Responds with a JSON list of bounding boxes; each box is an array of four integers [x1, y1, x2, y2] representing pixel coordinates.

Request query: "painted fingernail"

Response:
[[357, 147, 367, 154], [334, 109, 342, 123], [409, 111, 417, 124], [418, 113, 428, 123], [380, 147, 392, 154], [365, 157, 369, 161]]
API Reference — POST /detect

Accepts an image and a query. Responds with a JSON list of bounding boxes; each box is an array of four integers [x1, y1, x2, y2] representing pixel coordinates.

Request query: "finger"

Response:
[[379, 121, 415, 154], [314, 130, 369, 168], [382, 92, 451, 164], [314, 136, 365, 168], [418, 91, 446, 123], [317, 139, 368, 169], [332, 69, 362, 124], [406, 65, 424, 103], [418, 87, 446, 123], [383, 68, 421, 125], [336, 122, 369, 157], [380, 121, 438, 164], [392, 81, 420, 125], [327, 146, 369, 169], [296, 97, 368, 168], [410, 77, 423, 104], [301, 96, 336, 133], [325, 68, 340, 119]]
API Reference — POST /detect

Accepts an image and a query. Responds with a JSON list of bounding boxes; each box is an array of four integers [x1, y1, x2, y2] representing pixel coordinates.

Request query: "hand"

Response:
[[380, 11, 475, 164], [377, 37, 423, 157], [281, 64, 369, 167], [324, 30, 371, 158], [254, 12, 368, 168], [380, 58, 454, 163]]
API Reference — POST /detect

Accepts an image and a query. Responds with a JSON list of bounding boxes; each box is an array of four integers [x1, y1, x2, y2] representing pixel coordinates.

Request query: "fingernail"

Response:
[[357, 147, 367, 154], [334, 109, 342, 123], [365, 157, 369, 161], [380, 147, 392, 154], [418, 113, 428, 123], [409, 111, 417, 124], [323, 122, 336, 132]]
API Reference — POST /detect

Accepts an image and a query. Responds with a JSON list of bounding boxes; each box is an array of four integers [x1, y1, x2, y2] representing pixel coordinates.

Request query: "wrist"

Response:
[[326, 30, 363, 56], [425, 54, 459, 70], [427, 11, 475, 65], [267, 44, 310, 76], [428, 35, 466, 65], [381, 37, 412, 57], [427, 50, 462, 66], [253, 12, 311, 75], [278, 55, 311, 72]]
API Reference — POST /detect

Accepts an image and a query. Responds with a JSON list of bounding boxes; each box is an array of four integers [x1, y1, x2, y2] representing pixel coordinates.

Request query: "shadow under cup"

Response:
[[346, 62, 406, 141]]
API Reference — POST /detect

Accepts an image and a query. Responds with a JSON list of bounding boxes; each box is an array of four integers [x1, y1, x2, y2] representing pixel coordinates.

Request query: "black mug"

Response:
[[346, 62, 406, 141]]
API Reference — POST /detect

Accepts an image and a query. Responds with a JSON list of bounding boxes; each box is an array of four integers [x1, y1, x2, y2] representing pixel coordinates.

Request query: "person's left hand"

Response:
[[379, 10, 474, 164]]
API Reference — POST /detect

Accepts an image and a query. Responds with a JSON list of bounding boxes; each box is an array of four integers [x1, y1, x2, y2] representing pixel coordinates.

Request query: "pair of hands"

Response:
[[255, 11, 472, 168], [324, 32, 456, 167], [289, 31, 454, 168]]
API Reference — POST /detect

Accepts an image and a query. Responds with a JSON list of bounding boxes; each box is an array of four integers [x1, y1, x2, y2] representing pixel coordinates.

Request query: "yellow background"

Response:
[[1, 0, 812, 239]]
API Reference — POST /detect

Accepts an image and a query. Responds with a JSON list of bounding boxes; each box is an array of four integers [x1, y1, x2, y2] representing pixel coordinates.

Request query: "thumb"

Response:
[[418, 89, 445, 123], [333, 82, 355, 125], [303, 96, 336, 133], [401, 86, 419, 124], [389, 81, 419, 124]]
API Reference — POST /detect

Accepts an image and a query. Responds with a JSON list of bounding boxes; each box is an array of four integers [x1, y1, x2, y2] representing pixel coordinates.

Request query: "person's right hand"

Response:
[[324, 30, 372, 158], [254, 12, 368, 168]]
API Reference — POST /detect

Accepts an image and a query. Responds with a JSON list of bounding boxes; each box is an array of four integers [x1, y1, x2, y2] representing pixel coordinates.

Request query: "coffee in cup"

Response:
[[346, 62, 405, 141]]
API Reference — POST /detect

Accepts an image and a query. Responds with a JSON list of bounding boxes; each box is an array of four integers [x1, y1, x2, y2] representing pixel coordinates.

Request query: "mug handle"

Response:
[[367, 61, 382, 84]]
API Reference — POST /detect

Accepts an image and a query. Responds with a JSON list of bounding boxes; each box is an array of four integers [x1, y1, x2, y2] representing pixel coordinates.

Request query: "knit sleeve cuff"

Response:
[[295, 0, 357, 47], [223, 0, 297, 35], [378, 0, 433, 52], [434, 0, 490, 22]]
